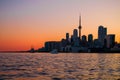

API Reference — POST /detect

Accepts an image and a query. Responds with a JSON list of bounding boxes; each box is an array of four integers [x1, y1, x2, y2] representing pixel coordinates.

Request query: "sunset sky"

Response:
[[0, 0, 120, 51]]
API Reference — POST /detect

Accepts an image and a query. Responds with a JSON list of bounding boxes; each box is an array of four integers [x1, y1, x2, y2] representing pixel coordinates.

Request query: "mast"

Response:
[[78, 14, 82, 39]]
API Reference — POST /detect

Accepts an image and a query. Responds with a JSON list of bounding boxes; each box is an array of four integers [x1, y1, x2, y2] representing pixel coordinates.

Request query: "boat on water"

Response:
[[50, 49, 58, 54], [29, 47, 35, 53]]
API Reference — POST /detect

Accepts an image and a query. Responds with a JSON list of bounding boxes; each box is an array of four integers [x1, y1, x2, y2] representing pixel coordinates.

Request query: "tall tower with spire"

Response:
[[78, 15, 82, 39]]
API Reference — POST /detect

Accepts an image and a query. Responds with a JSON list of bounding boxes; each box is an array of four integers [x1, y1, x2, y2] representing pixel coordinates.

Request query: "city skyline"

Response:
[[37, 22, 118, 53], [0, 0, 120, 51]]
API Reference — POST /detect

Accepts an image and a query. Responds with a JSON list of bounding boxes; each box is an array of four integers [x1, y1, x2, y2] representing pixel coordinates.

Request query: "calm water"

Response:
[[0, 53, 120, 80]]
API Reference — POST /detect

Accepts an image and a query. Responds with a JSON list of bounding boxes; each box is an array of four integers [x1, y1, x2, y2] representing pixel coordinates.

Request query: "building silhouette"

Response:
[[88, 34, 93, 43], [73, 29, 78, 38], [106, 34, 115, 48], [45, 41, 61, 52], [66, 33, 69, 41], [98, 25, 107, 47], [78, 15, 82, 39], [82, 35, 87, 42], [36, 15, 120, 53]]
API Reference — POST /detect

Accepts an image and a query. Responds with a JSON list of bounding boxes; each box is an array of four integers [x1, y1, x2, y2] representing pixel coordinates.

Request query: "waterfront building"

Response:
[[98, 25, 107, 47], [106, 34, 115, 48], [72, 29, 79, 47], [88, 34, 93, 43], [82, 35, 87, 42], [73, 29, 78, 38], [66, 33, 69, 41], [45, 41, 61, 51], [93, 39, 101, 48], [88, 34, 93, 48]]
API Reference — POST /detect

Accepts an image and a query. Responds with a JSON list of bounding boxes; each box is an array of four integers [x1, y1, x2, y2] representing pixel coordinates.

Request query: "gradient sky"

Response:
[[0, 0, 120, 51]]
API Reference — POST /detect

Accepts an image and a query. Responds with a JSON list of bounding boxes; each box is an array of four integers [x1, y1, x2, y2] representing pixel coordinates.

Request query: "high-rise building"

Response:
[[72, 29, 80, 47], [106, 34, 115, 48], [98, 25, 107, 47], [88, 34, 93, 43], [82, 35, 87, 42], [88, 34, 93, 48], [78, 15, 82, 39], [73, 29, 78, 38], [66, 33, 69, 40]]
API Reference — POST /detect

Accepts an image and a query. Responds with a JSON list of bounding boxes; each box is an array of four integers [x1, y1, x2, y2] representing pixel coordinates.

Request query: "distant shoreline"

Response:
[[0, 51, 120, 53], [0, 51, 28, 53]]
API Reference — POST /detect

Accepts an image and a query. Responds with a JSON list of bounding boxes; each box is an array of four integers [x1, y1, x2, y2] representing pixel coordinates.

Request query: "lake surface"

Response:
[[0, 53, 120, 80]]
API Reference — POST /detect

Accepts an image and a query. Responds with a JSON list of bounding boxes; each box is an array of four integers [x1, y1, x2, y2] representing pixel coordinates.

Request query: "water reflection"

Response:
[[96, 54, 120, 79], [0, 53, 120, 80]]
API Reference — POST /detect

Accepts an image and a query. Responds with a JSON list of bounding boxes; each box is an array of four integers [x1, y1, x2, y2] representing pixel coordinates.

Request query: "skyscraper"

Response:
[[66, 33, 69, 40], [88, 34, 93, 43], [106, 34, 115, 48], [82, 35, 87, 42], [88, 34, 93, 48], [98, 25, 107, 47], [72, 29, 79, 47], [73, 29, 78, 38], [78, 15, 82, 39]]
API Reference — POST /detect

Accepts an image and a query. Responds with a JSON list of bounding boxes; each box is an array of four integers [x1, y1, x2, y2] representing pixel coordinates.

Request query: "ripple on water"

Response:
[[0, 53, 120, 80]]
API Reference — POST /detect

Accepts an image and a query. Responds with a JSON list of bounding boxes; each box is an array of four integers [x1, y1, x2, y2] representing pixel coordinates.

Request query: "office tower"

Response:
[[106, 34, 115, 48], [72, 29, 79, 47], [78, 15, 82, 39], [82, 35, 87, 42], [73, 29, 78, 38], [98, 25, 107, 41], [88, 34, 93, 43], [98, 25, 107, 47], [88, 34, 93, 48], [66, 33, 69, 40]]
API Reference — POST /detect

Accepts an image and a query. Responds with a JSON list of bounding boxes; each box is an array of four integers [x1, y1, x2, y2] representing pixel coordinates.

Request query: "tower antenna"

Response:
[[78, 13, 82, 39]]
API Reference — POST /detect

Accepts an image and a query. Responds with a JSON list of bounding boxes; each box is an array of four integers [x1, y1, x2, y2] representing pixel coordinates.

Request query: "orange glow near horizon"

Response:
[[0, 0, 120, 51]]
